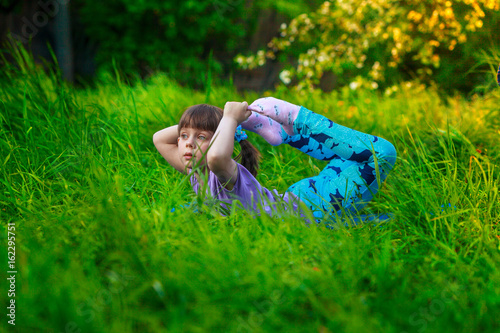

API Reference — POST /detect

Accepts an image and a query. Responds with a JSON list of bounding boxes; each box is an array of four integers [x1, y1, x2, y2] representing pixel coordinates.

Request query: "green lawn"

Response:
[[1, 48, 499, 333]]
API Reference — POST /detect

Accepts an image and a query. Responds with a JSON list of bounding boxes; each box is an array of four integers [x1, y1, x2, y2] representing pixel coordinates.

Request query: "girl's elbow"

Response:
[[207, 153, 227, 172], [152, 132, 160, 146], [152, 131, 168, 149]]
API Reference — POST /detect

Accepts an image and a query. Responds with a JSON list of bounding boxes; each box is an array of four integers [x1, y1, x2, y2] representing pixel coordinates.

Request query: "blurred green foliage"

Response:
[[73, 0, 323, 87], [237, 0, 500, 94]]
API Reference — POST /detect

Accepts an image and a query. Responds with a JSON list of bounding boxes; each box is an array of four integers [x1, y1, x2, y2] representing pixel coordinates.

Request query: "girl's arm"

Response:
[[207, 102, 251, 190], [152, 125, 186, 174]]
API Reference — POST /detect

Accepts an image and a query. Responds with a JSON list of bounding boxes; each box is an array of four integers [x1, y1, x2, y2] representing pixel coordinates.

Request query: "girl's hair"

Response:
[[178, 104, 261, 177]]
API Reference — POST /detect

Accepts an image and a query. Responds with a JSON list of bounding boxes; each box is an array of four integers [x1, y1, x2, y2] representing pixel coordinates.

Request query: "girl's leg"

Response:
[[246, 97, 338, 159], [288, 106, 396, 218], [293, 105, 397, 168], [248, 99, 398, 219], [287, 156, 385, 219], [248, 97, 300, 136], [250, 97, 396, 166], [249, 97, 396, 167], [240, 108, 338, 160], [240, 111, 285, 146]]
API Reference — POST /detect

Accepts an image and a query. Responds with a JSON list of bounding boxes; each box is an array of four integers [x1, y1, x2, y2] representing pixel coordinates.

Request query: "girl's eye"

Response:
[[198, 135, 206, 141], [181, 134, 188, 139]]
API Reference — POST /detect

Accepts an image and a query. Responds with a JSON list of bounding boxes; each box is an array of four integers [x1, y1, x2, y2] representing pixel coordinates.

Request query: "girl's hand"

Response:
[[223, 101, 251, 125]]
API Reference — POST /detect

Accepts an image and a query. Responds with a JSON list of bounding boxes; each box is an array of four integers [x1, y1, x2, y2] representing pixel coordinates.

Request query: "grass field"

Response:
[[1, 46, 500, 333]]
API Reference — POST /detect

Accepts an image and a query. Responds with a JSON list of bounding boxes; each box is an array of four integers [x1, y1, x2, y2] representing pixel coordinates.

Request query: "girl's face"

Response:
[[177, 127, 214, 171]]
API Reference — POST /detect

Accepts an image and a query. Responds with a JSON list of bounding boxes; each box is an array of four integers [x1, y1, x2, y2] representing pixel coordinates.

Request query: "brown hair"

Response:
[[178, 104, 261, 177]]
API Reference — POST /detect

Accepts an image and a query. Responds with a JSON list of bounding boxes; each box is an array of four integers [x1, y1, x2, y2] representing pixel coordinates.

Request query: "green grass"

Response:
[[1, 45, 500, 333]]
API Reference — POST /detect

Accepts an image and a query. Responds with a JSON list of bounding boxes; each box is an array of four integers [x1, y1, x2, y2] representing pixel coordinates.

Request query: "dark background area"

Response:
[[1, 0, 498, 94], [0, 0, 323, 91]]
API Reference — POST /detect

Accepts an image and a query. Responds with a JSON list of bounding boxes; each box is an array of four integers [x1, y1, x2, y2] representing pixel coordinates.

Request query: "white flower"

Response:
[[371, 82, 379, 89], [279, 70, 291, 85], [349, 82, 359, 90]]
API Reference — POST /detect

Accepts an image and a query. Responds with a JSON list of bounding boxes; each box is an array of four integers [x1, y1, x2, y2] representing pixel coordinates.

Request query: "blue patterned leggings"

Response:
[[284, 106, 397, 219]]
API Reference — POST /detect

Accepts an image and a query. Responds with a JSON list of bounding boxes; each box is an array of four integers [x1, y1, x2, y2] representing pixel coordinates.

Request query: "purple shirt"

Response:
[[190, 162, 303, 217]]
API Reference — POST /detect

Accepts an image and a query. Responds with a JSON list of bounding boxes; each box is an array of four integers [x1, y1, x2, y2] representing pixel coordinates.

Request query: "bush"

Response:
[[236, 0, 500, 94], [73, 0, 323, 87]]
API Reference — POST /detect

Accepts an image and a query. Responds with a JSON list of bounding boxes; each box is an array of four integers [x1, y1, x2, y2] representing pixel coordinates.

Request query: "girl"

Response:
[[153, 97, 397, 223]]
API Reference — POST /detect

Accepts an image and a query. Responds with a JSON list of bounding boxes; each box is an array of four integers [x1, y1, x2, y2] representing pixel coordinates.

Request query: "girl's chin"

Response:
[[184, 160, 208, 170]]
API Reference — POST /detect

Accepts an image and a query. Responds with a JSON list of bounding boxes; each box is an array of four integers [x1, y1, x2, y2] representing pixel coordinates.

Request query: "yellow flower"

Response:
[[429, 40, 440, 47], [393, 27, 401, 40], [444, 7, 454, 19]]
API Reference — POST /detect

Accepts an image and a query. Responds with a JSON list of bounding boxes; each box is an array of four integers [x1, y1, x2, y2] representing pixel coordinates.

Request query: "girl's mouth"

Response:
[[184, 153, 193, 160]]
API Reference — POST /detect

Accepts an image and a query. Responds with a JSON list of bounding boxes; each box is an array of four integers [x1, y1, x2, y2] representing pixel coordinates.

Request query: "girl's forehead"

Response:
[[180, 127, 213, 134]]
